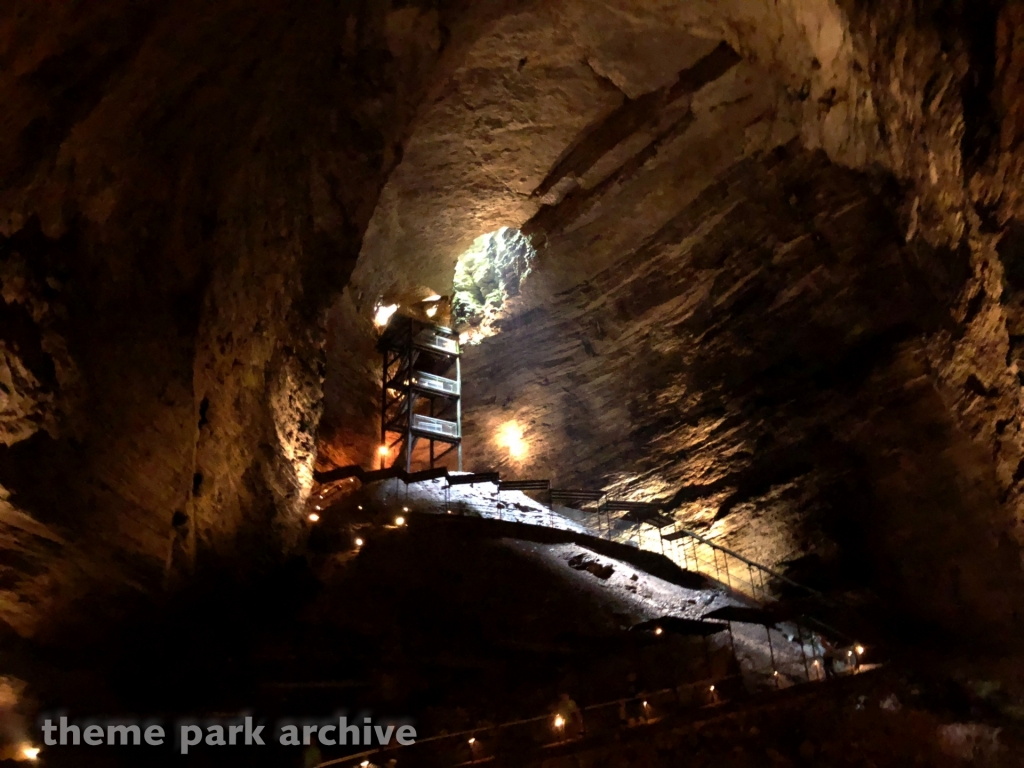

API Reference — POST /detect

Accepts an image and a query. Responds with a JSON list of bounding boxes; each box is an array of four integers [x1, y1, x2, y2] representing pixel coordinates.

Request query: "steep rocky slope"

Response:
[[331, 0, 1024, 645], [0, 0, 495, 639], [461, 145, 1021, 640], [1, 0, 1024, 671]]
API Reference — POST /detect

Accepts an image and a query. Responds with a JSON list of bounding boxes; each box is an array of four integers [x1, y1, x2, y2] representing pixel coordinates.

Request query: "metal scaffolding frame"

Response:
[[379, 315, 463, 472]]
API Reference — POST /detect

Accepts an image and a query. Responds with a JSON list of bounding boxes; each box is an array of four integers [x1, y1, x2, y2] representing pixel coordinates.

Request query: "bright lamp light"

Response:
[[496, 420, 527, 461]]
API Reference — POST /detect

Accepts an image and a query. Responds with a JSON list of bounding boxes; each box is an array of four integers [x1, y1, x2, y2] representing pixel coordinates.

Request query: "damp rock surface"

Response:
[[0, 0, 1023, 684]]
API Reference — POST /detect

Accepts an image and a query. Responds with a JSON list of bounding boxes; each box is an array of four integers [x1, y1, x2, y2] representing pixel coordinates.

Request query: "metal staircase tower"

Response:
[[378, 314, 463, 472]]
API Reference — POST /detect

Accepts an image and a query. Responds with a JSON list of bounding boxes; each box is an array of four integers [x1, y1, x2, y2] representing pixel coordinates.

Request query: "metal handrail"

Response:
[[315, 464, 853, 638], [664, 530, 854, 642], [668, 526, 830, 604], [313, 675, 748, 768]]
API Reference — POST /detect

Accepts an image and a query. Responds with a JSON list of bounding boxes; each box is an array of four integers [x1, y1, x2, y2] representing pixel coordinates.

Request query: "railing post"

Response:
[[795, 621, 812, 683], [766, 625, 779, 688]]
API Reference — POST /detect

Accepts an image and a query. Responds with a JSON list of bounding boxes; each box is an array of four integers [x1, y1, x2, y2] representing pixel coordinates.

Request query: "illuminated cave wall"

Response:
[[1, 0, 1024, 657], [337, 1, 1024, 642]]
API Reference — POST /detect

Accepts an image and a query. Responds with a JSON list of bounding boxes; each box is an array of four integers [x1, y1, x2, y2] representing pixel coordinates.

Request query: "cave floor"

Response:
[[18, 478, 1004, 768]]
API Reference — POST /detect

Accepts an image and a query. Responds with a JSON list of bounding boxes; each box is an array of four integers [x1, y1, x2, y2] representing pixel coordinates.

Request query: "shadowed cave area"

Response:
[[3, 0, 1024, 766]]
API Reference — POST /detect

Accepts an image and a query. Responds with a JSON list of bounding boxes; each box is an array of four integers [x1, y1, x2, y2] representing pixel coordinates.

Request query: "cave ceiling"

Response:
[[328, 0, 1024, 643], [0, 0, 1023, 654]]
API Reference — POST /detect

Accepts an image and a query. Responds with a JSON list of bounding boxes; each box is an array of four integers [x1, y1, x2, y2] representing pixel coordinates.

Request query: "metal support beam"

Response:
[[377, 315, 462, 474]]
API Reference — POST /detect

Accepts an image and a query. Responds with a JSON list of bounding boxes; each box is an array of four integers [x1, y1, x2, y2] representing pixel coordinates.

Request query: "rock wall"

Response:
[[461, 143, 1024, 641], [2, 0, 1024, 657], [333, 0, 1024, 642], [0, 0, 492, 639]]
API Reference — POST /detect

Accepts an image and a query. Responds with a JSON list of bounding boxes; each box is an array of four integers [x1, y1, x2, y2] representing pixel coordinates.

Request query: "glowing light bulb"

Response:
[[426, 305, 438, 318], [378, 445, 389, 456], [395, 516, 405, 526], [554, 715, 564, 728], [495, 420, 527, 461], [709, 685, 715, 692], [21, 746, 40, 761], [374, 303, 399, 327], [468, 737, 476, 744], [403, 506, 409, 512], [773, 671, 779, 676], [358, 505, 363, 510], [855, 645, 865, 655], [355, 538, 364, 547], [642, 700, 648, 708], [308, 513, 320, 522], [361, 762, 370, 768], [654, 627, 663, 636]]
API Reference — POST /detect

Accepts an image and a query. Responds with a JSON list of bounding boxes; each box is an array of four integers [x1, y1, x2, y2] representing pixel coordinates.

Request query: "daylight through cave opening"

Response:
[[4, 1, 1024, 765], [452, 227, 536, 345]]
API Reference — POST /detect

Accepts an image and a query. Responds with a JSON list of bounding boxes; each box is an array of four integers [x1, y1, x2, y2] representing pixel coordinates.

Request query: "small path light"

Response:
[[308, 513, 320, 523], [355, 538, 364, 547], [653, 626, 663, 636], [395, 516, 405, 526]]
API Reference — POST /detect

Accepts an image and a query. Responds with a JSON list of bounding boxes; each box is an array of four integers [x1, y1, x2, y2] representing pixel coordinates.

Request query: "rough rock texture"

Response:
[[324, 0, 801, 461], [462, 144, 1024, 641], [327, 0, 1024, 648], [2, 0, 1024, 677], [0, 0, 491, 639]]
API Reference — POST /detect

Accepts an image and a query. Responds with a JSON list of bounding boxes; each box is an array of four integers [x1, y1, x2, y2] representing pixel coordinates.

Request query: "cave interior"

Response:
[[3, 0, 1024, 765]]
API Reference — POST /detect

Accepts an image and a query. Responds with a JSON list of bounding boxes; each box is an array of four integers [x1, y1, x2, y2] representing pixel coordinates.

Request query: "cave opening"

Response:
[[2, 1, 1024, 766], [452, 227, 536, 345]]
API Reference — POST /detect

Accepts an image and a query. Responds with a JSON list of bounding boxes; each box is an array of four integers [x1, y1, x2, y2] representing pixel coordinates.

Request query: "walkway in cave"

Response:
[[299, 494, 881, 768], [311, 668, 890, 768], [316, 472, 863, 693]]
